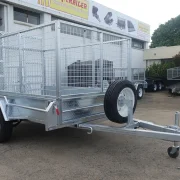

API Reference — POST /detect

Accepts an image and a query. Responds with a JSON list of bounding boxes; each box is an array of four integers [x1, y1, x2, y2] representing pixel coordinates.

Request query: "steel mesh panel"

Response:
[[0, 23, 56, 96], [59, 22, 130, 94], [60, 22, 101, 93], [167, 67, 180, 80], [132, 68, 145, 82]]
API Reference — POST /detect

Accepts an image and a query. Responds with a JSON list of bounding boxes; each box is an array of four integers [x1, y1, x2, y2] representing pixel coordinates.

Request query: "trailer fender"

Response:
[[134, 83, 138, 90], [0, 99, 8, 121], [134, 82, 143, 90]]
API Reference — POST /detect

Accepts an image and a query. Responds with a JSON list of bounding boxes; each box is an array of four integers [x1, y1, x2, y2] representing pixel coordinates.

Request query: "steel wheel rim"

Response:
[[138, 88, 143, 97], [159, 83, 162, 90], [117, 88, 135, 117], [154, 84, 157, 91]]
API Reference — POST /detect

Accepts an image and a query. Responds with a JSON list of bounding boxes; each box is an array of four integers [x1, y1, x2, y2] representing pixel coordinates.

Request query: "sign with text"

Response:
[[25, 0, 89, 19], [18, 0, 150, 41]]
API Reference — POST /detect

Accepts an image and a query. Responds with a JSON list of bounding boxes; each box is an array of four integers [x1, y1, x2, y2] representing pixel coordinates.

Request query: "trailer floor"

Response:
[[0, 91, 180, 180]]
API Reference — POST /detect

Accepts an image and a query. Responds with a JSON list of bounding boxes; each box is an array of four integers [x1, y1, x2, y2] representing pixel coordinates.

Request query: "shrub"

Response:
[[146, 61, 175, 78]]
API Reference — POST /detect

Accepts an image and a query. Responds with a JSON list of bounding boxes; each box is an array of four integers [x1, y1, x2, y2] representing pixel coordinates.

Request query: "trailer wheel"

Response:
[[168, 88, 173, 94], [0, 110, 13, 143], [104, 80, 137, 124], [137, 85, 144, 100], [167, 147, 179, 159]]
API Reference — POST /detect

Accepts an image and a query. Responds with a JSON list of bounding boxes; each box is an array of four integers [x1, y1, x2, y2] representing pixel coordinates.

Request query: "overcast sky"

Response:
[[95, 0, 180, 37]]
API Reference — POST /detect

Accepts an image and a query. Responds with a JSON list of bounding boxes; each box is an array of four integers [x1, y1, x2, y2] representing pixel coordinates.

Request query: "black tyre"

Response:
[[168, 88, 173, 94], [137, 85, 144, 100], [104, 80, 137, 124], [0, 110, 13, 143], [167, 147, 179, 159], [152, 83, 158, 92]]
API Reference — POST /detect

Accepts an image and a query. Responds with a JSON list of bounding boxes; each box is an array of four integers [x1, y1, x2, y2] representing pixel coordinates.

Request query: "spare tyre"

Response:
[[104, 80, 137, 124]]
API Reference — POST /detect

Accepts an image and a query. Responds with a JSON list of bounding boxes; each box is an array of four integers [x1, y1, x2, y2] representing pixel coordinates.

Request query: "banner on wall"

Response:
[[19, 0, 150, 41], [137, 21, 150, 40], [88, 1, 150, 42], [24, 0, 89, 19]]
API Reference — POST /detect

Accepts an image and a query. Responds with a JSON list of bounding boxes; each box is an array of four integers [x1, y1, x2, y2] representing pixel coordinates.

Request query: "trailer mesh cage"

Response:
[[67, 59, 114, 87], [0, 20, 134, 97], [167, 67, 180, 80]]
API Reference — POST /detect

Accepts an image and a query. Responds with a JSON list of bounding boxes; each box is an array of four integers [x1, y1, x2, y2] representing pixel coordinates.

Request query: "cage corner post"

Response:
[[100, 32, 104, 92], [55, 20, 62, 126], [18, 32, 23, 93], [127, 39, 132, 81]]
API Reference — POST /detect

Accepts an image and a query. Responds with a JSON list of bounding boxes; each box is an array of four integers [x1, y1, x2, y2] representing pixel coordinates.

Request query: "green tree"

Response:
[[151, 15, 180, 48], [146, 52, 180, 78]]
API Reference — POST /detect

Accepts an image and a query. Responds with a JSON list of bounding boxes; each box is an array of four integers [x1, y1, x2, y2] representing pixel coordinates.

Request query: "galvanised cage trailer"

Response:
[[167, 67, 180, 94], [0, 21, 179, 158]]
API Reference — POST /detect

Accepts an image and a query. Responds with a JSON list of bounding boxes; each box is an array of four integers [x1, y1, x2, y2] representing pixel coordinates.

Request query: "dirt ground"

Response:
[[0, 91, 180, 180]]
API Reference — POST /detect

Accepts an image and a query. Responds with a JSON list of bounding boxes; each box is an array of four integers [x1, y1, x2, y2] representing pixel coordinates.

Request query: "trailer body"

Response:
[[146, 67, 180, 93], [0, 21, 179, 158], [0, 20, 143, 130]]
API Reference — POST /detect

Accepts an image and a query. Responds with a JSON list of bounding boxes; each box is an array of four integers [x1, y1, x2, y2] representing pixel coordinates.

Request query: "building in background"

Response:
[[144, 46, 180, 67], [0, 0, 150, 68]]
